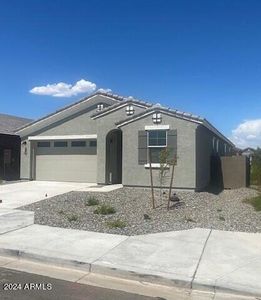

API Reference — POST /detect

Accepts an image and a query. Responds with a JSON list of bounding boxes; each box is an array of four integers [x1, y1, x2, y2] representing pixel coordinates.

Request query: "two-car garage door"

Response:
[[35, 140, 97, 183]]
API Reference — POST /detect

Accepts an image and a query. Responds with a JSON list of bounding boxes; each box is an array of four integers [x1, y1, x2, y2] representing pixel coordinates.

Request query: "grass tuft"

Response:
[[107, 219, 127, 229], [185, 216, 196, 223], [94, 204, 116, 215], [67, 214, 78, 222], [85, 197, 99, 206], [244, 195, 261, 211]]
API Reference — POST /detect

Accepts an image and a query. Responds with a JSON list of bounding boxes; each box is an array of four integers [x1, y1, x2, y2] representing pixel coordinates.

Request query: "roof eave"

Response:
[[15, 92, 122, 134], [91, 100, 151, 120]]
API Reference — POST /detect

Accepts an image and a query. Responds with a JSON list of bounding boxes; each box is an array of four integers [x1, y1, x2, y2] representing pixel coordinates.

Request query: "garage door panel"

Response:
[[35, 153, 97, 183]]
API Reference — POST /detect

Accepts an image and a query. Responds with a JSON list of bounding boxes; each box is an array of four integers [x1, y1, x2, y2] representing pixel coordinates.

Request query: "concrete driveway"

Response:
[[0, 181, 91, 209]]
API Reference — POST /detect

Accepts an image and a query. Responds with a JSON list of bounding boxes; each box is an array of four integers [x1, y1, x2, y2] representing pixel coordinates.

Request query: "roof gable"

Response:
[[116, 107, 234, 147], [16, 92, 122, 137], [91, 99, 152, 119], [0, 113, 33, 135]]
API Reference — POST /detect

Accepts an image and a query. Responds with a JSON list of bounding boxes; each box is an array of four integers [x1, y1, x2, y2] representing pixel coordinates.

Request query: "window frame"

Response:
[[152, 113, 162, 124], [147, 130, 167, 164], [126, 105, 135, 116], [147, 130, 167, 148], [37, 141, 51, 148], [71, 141, 86, 147], [54, 141, 68, 148], [97, 103, 104, 111], [216, 139, 219, 153], [89, 140, 97, 147]]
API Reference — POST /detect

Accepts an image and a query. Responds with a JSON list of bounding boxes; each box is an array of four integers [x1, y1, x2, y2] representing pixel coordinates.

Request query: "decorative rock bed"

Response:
[[20, 187, 261, 235]]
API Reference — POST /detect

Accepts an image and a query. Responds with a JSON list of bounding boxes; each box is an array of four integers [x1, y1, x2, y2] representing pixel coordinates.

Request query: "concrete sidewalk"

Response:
[[0, 224, 261, 297], [0, 181, 123, 209], [0, 181, 90, 209]]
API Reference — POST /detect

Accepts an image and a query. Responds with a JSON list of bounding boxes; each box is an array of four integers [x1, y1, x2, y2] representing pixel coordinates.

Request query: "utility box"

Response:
[[221, 156, 250, 189]]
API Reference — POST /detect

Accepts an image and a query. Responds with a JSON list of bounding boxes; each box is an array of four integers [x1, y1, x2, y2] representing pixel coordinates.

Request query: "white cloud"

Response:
[[97, 88, 112, 93], [30, 79, 96, 97], [231, 119, 261, 149]]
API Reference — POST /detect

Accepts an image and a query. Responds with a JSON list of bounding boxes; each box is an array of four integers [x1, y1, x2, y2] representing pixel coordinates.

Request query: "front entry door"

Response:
[[106, 130, 122, 184]]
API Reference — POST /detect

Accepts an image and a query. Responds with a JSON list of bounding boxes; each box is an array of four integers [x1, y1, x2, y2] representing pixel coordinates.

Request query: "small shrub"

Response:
[[244, 195, 261, 211], [58, 210, 65, 215], [217, 208, 222, 212], [85, 197, 99, 206], [107, 219, 127, 229], [67, 214, 78, 222], [219, 216, 225, 221], [185, 216, 196, 223], [251, 148, 261, 186], [94, 204, 116, 215], [143, 213, 151, 220]]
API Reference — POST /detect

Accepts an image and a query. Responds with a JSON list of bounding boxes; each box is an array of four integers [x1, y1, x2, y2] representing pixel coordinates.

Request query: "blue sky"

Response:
[[0, 0, 260, 148]]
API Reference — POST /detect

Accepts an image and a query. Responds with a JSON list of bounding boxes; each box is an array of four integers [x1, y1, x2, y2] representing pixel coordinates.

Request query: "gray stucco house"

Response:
[[16, 92, 234, 191], [0, 113, 32, 180]]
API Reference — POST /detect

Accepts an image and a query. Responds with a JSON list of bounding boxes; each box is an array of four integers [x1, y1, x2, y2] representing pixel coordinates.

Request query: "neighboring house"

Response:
[[240, 147, 255, 164], [16, 92, 234, 191], [0, 113, 33, 180]]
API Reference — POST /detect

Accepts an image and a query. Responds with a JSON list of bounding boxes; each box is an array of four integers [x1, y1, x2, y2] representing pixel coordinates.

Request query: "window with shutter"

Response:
[[138, 129, 177, 165]]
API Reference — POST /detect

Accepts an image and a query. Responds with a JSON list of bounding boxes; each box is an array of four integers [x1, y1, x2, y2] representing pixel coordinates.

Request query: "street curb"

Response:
[[91, 262, 192, 289], [0, 210, 34, 235], [0, 248, 91, 272], [0, 247, 260, 298]]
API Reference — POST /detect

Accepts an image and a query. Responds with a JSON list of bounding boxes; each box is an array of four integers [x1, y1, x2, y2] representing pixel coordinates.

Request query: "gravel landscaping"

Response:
[[20, 187, 261, 235]]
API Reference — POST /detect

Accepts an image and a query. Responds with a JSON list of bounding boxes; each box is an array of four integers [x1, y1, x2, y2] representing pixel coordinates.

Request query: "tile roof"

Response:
[[15, 91, 123, 132], [12, 90, 234, 147], [91, 98, 152, 118], [115, 105, 234, 147], [0, 113, 33, 135], [115, 105, 204, 125]]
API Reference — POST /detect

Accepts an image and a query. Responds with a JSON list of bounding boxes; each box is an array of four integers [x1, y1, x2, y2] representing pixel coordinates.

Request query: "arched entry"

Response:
[[106, 129, 122, 184]]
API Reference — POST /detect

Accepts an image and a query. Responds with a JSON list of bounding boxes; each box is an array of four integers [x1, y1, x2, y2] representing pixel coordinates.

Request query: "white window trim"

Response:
[[28, 134, 97, 141], [126, 105, 135, 115], [97, 103, 104, 111], [152, 112, 162, 124], [212, 137, 216, 150], [144, 163, 170, 169], [145, 125, 170, 130], [147, 130, 167, 148], [216, 139, 219, 153]]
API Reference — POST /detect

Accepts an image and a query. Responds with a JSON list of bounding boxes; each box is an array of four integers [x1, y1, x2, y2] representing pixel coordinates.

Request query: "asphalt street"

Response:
[[0, 267, 161, 300]]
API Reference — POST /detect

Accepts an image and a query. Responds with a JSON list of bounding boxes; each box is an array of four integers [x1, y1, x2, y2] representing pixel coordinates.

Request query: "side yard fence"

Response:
[[211, 155, 250, 189]]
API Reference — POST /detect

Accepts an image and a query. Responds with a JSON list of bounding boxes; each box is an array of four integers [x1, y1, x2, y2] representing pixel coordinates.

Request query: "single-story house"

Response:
[[240, 147, 255, 165], [16, 92, 235, 190], [0, 113, 33, 180]]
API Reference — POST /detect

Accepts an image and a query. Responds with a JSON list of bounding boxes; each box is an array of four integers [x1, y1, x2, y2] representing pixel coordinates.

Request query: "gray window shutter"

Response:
[[167, 129, 177, 160], [138, 131, 147, 164]]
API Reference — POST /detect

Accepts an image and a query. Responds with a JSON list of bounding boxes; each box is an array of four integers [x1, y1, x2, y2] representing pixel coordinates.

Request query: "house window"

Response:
[[54, 141, 68, 147], [224, 143, 227, 155], [216, 139, 219, 153], [97, 103, 104, 111], [152, 113, 162, 124], [212, 137, 216, 151], [126, 105, 135, 116], [89, 140, 97, 147], [147, 130, 167, 163], [71, 141, 86, 147], [37, 142, 50, 148]]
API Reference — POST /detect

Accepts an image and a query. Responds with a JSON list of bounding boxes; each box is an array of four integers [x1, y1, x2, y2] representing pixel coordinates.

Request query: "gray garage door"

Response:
[[35, 140, 97, 183]]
